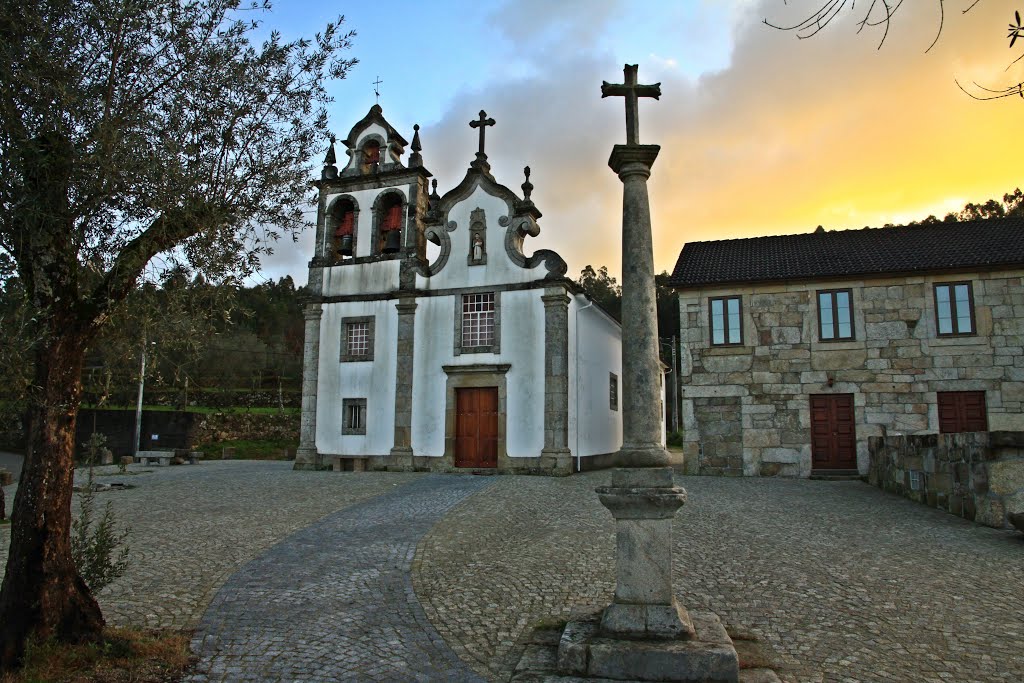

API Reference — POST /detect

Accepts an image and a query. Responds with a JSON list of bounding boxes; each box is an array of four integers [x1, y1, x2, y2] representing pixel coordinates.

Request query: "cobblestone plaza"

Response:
[[1, 461, 1021, 682]]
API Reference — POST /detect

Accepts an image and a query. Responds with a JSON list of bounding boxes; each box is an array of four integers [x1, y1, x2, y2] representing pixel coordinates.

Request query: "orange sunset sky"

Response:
[[262, 1, 1022, 284]]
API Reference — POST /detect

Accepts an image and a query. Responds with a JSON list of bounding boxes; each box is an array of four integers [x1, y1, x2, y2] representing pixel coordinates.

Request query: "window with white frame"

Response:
[[462, 292, 496, 349], [342, 398, 367, 435], [340, 316, 374, 362]]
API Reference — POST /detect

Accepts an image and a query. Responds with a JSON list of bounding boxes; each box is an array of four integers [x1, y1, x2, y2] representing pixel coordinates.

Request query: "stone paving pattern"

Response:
[[3, 462, 1024, 682], [414, 471, 1024, 683], [189, 474, 493, 682], [0, 461, 421, 628]]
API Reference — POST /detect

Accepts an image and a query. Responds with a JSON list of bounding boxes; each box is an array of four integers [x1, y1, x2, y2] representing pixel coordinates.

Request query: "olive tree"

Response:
[[0, 0, 355, 667]]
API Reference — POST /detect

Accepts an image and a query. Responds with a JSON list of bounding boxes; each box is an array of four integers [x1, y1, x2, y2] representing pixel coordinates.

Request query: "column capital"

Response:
[[608, 144, 660, 178], [302, 303, 323, 321], [541, 290, 571, 308], [395, 299, 418, 315]]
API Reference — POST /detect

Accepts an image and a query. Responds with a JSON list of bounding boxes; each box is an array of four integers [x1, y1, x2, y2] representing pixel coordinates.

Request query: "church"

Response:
[[293, 105, 634, 475]]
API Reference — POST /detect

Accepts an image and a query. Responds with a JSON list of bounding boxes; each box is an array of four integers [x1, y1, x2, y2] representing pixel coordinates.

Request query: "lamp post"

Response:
[[133, 339, 156, 457]]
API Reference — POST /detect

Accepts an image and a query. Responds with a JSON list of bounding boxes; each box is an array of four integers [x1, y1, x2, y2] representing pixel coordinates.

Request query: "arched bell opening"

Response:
[[329, 197, 358, 262], [378, 193, 404, 255]]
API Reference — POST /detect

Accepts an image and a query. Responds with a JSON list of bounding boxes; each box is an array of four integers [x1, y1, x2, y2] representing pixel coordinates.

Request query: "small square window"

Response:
[[341, 316, 375, 362], [342, 398, 367, 435], [709, 296, 742, 346], [818, 289, 854, 341], [934, 282, 975, 336], [609, 373, 619, 411]]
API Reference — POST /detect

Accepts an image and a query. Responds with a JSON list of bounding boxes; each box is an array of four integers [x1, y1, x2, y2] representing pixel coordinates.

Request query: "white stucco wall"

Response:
[[570, 297, 623, 458], [316, 299, 397, 456], [415, 185, 549, 291], [320, 258, 400, 298], [410, 288, 546, 458]]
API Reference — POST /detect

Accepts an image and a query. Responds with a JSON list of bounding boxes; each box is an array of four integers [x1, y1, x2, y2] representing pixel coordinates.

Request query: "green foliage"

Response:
[[195, 437, 297, 460], [576, 265, 622, 320], [71, 435, 130, 594], [908, 188, 1024, 225], [666, 430, 685, 448]]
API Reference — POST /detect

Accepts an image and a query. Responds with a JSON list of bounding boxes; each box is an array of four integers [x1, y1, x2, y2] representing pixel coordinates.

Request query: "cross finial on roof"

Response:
[[601, 64, 661, 145], [469, 110, 496, 159], [373, 76, 383, 103]]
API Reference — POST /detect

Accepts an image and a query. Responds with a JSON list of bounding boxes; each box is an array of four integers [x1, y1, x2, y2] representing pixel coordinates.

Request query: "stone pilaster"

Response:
[[294, 303, 323, 470], [540, 287, 572, 475], [388, 297, 417, 471], [609, 143, 670, 469]]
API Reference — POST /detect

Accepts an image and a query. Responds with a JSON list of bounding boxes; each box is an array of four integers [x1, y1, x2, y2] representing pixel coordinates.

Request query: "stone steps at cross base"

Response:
[[808, 469, 863, 481]]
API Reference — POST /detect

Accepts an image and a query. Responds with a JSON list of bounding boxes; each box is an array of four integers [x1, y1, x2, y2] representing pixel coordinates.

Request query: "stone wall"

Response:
[[867, 431, 1024, 529], [77, 409, 299, 457], [693, 396, 742, 475], [678, 270, 1024, 477]]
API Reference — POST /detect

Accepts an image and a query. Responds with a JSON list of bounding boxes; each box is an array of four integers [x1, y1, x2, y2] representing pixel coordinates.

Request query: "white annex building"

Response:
[[294, 105, 633, 475]]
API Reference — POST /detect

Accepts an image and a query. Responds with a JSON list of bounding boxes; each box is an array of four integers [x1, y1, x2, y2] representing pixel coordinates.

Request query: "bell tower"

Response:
[[310, 105, 432, 286]]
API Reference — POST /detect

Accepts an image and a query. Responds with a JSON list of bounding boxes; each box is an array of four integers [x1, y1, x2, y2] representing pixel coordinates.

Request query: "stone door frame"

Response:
[[442, 363, 510, 469]]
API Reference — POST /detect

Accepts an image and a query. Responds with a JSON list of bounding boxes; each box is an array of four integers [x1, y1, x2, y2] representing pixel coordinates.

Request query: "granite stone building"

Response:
[[668, 218, 1024, 478], [293, 105, 627, 474]]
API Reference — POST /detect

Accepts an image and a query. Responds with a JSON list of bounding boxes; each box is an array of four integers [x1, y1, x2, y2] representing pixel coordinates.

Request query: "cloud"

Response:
[[264, 1, 1020, 285]]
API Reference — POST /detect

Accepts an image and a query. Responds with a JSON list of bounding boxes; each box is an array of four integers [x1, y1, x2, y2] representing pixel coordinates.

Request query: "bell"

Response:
[[338, 234, 353, 256], [383, 229, 401, 254]]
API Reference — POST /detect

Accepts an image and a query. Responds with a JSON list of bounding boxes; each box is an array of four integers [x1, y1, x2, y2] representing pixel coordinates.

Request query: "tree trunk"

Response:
[[0, 329, 104, 669]]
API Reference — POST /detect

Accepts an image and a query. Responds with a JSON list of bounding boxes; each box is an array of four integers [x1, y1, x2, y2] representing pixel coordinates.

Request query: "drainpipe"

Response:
[[574, 296, 594, 472]]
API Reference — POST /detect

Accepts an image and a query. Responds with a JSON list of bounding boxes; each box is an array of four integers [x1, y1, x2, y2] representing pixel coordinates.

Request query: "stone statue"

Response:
[[473, 233, 483, 261]]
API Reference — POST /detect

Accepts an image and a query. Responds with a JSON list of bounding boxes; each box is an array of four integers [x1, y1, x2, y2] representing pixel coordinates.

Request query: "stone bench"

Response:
[[135, 450, 174, 466]]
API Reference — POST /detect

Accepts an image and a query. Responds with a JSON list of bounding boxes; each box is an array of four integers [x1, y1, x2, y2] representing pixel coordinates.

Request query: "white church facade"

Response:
[[294, 105, 631, 475]]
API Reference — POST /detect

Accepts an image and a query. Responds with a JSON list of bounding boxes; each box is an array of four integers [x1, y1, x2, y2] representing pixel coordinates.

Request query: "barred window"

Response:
[[342, 398, 367, 435], [609, 373, 619, 411], [462, 292, 495, 348]]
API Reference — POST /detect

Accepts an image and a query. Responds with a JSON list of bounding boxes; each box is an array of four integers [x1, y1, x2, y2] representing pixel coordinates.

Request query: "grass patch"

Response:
[[0, 627, 194, 683], [195, 438, 297, 460]]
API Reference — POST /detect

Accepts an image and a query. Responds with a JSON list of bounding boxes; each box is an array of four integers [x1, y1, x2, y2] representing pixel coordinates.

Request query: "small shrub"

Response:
[[666, 430, 684, 448], [72, 434, 130, 593]]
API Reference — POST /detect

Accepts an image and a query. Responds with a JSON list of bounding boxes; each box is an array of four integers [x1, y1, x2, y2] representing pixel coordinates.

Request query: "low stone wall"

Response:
[[867, 431, 1024, 529], [77, 409, 299, 457], [190, 412, 298, 446]]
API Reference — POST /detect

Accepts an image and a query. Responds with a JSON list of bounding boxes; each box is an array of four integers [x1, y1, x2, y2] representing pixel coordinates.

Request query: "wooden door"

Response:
[[455, 387, 499, 468], [937, 391, 987, 433], [810, 394, 857, 470]]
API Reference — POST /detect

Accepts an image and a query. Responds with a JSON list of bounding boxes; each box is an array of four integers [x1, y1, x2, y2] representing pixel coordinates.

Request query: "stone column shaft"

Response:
[[389, 297, 417, 471], [541, 288, 571, 475], [610, 144, 669, 468], [294, 303, 323, 470]]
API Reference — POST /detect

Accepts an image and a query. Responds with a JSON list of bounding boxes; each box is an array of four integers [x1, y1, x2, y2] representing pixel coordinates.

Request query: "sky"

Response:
[[253, 0, 1021, 286]]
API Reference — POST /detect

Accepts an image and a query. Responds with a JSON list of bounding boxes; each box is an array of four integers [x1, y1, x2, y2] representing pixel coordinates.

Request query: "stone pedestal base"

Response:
[[387, 447, 415, 472], [540, 448, 573, 476], [557, 609, 739, 682], [292, 446, 320, 471], [596, 467, 689, 638]]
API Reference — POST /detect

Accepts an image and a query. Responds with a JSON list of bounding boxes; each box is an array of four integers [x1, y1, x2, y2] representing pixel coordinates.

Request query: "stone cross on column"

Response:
[[469, 110, 496, 160], [601, 64, 661, 145]]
